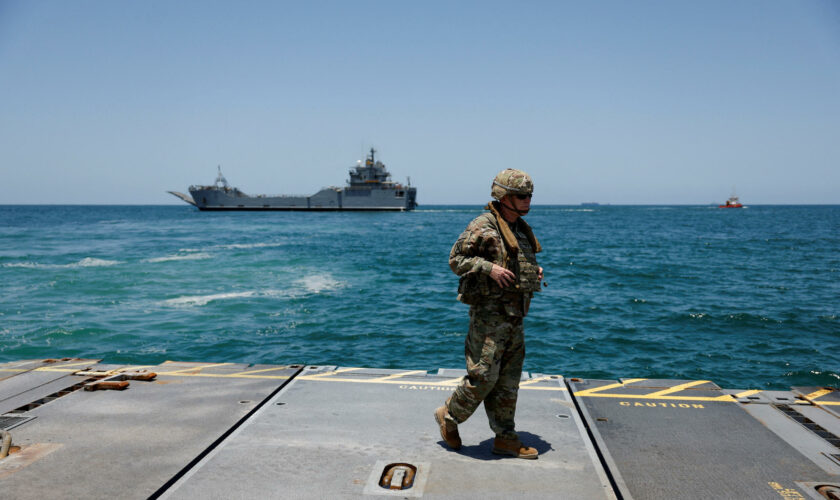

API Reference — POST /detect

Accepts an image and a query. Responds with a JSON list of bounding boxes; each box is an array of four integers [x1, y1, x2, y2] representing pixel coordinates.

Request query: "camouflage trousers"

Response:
[[445, 303, 525, 440]]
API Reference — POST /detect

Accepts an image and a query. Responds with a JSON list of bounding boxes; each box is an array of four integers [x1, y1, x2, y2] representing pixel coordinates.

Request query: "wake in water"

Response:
[[2, 257, 121, 269], [161, 273, 346, 307], [163, 291, 257, 307], [294, 273, 344, 294], [144, 252, 212, 263]]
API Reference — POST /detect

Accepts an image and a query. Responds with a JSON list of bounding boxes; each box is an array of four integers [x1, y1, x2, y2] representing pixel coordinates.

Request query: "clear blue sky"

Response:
[[1, 1, 838, 204]]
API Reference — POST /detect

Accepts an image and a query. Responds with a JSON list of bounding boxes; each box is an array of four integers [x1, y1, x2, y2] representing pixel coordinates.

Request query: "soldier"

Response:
[[434, 168, 543, 459]]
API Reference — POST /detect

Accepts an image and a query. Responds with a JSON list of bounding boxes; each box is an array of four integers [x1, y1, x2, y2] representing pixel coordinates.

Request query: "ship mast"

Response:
[[215, 166, 229, 189]]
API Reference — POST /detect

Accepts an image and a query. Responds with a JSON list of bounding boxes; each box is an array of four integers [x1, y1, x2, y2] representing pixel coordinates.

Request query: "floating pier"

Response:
[[1, 358, 838, 499]]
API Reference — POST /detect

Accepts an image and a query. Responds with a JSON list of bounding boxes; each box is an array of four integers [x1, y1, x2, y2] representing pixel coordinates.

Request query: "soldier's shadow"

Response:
[[440, 431, 553, 461]]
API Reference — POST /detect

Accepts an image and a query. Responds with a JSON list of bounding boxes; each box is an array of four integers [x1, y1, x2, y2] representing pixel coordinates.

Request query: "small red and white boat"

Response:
[[718, 195, 743, 208]]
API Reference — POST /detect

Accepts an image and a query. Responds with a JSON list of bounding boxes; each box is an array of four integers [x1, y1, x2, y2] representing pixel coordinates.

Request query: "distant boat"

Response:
[[168, 148, 417, 211], [718, 195, 743, 208], [581, 202, 600, 207]]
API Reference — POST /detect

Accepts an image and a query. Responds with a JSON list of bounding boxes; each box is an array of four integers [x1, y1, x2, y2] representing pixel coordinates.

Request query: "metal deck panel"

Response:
[[791, 405, 840, 439], [0, 361, 300, 500], [0, 374, 91, 415], [570, 378, 839, 500], [722, 388, 776, 404], [794, 387, 840, 418], [740, 403, 840, 474], [0, 360, 99, 411], [163, 367, 615, 499], [0, 359, 95, 381]]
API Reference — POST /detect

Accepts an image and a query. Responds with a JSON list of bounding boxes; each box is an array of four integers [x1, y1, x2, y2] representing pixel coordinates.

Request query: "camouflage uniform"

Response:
[[443, 188, 541, 441]]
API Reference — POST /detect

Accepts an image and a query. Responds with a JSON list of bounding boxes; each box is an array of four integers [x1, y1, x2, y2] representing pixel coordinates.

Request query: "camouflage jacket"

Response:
[[450, 209, 540, 316]]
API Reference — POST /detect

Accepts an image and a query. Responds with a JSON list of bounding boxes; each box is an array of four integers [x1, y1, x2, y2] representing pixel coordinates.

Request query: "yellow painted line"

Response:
[[162, 362, 232, 374], [290, 376, 564, 390], [519, 375, 558, 386], [645, 380, 712, 397], [0, 368, 27, 373], [573, 378, 647, 396], [574, 391, 737, 402], [368, 370, 429, 382], [35, 360, 98, 372], [804, 388, 833, 401], [439, 377, 464, 386], [733, 390, 762, 399], [229, 366, 295, 377], [299, 367, 362, 379], [155, 371, 292, 380]]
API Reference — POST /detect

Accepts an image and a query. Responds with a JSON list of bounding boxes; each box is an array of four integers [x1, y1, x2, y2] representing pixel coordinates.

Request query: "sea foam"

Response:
[[145, 252, 212, 263], [163, 291, 256, 307], [294, 273, 344, 294], [2, 257, 121, 269]]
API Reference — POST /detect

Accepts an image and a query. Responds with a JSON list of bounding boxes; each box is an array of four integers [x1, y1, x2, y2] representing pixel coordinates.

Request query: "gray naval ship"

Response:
[[168, 148, 417, 211]]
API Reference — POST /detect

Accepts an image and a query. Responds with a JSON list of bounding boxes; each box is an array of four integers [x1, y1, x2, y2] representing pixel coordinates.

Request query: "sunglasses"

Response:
[[514, 193, 532, 200]]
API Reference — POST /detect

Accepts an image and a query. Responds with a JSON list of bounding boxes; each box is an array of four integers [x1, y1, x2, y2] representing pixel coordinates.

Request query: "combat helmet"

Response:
[[491, 169, 534, 200]]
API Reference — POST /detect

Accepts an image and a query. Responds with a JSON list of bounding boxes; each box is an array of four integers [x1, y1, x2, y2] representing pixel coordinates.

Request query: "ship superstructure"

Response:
[[168, 148, 417, 211]]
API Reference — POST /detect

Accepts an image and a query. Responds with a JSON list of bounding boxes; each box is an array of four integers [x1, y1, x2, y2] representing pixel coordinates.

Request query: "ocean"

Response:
[[1, 204, 837, 390]]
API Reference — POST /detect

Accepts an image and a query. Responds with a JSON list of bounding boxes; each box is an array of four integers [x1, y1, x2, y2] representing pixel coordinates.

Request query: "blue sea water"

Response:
[[0, 205, 837, 390]]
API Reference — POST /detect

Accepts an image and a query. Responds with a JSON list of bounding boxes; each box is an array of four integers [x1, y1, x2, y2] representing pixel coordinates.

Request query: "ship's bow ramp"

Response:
[[1, 360, 838, 499], [163, 366, 614, 499]]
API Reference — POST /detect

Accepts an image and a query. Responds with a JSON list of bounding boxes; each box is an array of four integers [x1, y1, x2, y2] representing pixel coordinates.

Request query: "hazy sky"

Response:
[[1, 1, 838, 205]]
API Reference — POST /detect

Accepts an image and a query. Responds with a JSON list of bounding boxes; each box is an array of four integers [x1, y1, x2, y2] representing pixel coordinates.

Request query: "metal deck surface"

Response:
[[1, 359, 838, 499], [568, 378, 840, 499], [163, 367, 614, 499], [0, 360, 300, 499]]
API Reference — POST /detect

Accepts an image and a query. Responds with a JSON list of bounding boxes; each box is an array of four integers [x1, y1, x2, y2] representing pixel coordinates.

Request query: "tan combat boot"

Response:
[[492, 437, 538, 459], [434, 406, 462, 450]]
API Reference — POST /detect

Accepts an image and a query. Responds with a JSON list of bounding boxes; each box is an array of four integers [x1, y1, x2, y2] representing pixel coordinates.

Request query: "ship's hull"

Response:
[[188, 186, 417, 211]]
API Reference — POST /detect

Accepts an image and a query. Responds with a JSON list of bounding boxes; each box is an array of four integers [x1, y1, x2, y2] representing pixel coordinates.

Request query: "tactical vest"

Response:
[[514, 227, 542, 294], [457, 216, 541, 309]]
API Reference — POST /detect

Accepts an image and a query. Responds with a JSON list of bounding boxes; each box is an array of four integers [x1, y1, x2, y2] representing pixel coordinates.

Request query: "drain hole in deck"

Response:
[[379, 463, 417, 491]]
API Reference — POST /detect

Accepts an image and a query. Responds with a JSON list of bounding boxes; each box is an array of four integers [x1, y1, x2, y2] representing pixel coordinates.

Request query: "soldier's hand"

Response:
[[489, 264, 516, 288], [539, 267, 544, 281]]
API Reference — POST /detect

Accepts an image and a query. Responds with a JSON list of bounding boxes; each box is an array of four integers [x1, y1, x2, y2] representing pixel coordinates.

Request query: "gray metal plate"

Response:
[[0, 361, 300, 500], [793, 387, 840, 418], [739, 404, 840, 474], [163, 367, 615, 499], [0, 415, 35, 430], [0, 359, 99, 414], [0, 374, 92, 415], [791, 405, 840, 441], [570, 378, 839, 500]]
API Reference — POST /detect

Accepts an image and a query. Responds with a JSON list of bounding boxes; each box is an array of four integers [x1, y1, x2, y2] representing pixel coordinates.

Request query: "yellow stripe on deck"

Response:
[[298, 367, 363, 379], [159, 362, 232, 375], [572, 379, 743, 402], [804, 388, 834, 401], [732, 390, 762, 399], [573, 378, 646, 397], [644, 380, 712, 397], [368, 370, 429, 382], [294, 371, 565, 390], [35, 360, 100, 372], [229, 366, 299, 377]]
